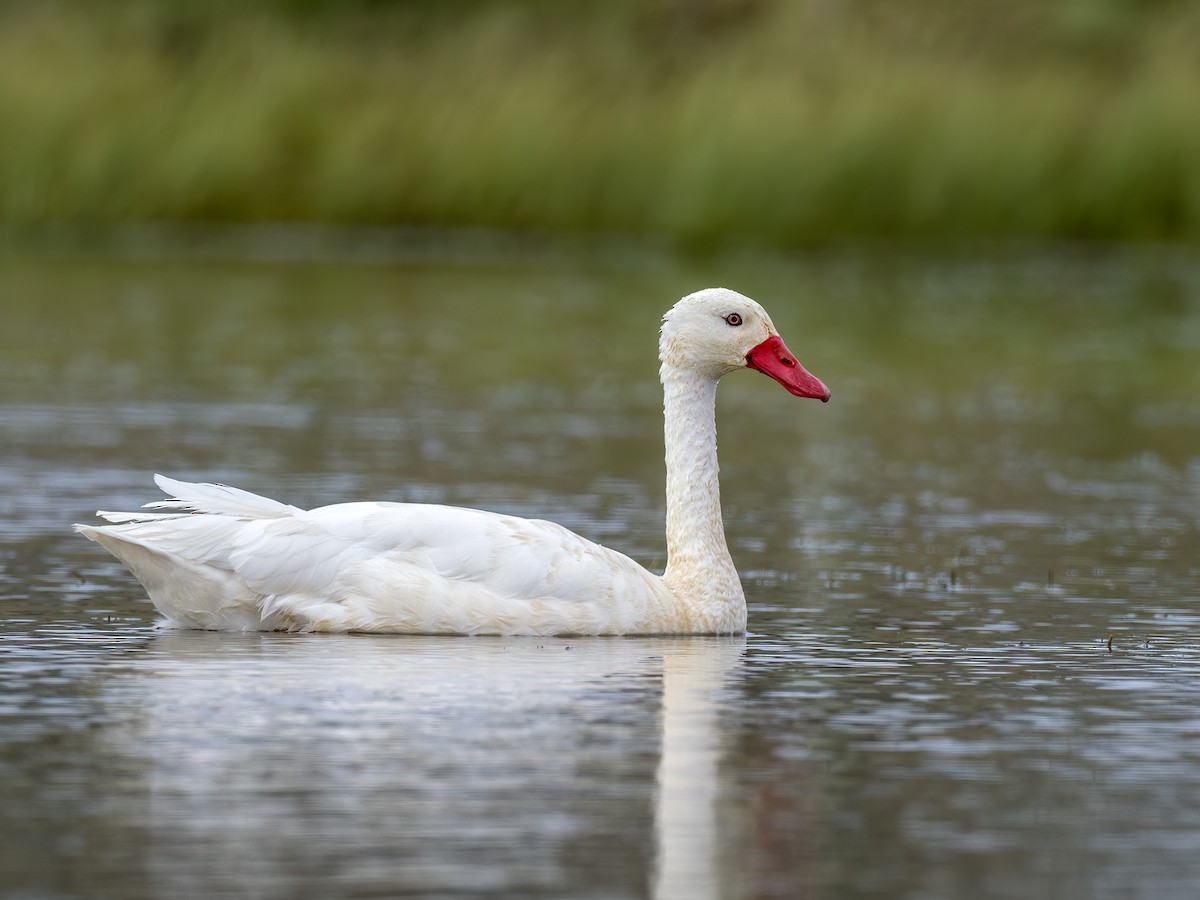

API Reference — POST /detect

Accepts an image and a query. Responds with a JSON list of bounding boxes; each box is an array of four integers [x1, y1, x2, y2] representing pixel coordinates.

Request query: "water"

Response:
[[2, 239, 1200, 898]]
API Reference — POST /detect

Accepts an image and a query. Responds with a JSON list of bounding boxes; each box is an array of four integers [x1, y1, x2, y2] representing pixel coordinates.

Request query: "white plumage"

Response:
[[75, 288, 829, 635]]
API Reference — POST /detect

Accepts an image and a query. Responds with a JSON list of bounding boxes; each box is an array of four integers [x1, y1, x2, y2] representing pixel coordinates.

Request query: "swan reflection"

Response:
[[97, 632, 744, 898]]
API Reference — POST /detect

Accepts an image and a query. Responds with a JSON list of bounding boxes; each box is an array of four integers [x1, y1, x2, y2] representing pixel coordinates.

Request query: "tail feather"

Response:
[[73, 521, 262, 630], [142, 474, 305, 520]]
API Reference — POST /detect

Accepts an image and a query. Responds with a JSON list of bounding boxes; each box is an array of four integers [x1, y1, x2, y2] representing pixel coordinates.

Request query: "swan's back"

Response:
[[76, 477, 679, 635]]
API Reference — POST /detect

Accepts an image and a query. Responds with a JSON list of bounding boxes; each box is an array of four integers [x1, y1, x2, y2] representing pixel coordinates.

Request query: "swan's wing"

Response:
[[233, 501, 660, 608], [231, 503, 671, 633], [80, 483, 672, 633]]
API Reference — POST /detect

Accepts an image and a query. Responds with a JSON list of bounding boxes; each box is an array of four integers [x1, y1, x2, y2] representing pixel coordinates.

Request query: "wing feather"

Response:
[[145, 474, 304, 518]]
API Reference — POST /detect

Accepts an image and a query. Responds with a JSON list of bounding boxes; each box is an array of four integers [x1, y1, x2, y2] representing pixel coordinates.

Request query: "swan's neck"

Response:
[[660, 364, 746, 632]]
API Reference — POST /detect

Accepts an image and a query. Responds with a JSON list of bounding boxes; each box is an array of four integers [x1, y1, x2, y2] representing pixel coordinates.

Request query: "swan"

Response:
[[75, 287, 829, 635]]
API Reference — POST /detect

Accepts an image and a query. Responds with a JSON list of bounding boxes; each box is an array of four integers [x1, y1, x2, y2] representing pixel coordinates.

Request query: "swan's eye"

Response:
[[724, 313, 743, 327]]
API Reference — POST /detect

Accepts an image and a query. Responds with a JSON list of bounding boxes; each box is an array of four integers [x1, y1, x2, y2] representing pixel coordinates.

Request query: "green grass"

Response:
[[1, 0, 1199, 245]]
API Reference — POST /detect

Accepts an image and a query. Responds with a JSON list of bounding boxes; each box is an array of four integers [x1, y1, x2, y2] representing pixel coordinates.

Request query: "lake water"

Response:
[[2, 234, 1199, 898]]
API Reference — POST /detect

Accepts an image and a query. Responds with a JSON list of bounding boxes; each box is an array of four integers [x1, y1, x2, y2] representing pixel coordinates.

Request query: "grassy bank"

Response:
[[1, 0, 1198, 245]]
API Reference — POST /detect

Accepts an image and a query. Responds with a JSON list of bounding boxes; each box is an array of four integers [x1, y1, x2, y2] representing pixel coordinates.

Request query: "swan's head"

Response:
[[660, 287, 830, 401]]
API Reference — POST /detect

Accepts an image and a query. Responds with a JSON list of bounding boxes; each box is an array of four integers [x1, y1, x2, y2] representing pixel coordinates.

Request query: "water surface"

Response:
[[2, 242, 1199, 898]]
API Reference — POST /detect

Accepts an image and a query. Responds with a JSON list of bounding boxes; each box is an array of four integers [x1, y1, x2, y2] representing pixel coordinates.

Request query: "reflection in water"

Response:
[[654, 639, 742, 900], [80, 633, 744, 899]]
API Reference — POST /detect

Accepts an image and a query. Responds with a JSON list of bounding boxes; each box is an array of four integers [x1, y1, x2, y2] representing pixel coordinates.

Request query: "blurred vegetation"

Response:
[[1, 0, 1198, 245]]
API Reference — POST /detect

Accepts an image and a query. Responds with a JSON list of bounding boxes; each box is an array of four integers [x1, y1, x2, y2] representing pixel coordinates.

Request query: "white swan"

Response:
[[75, 287, 829, 635]]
